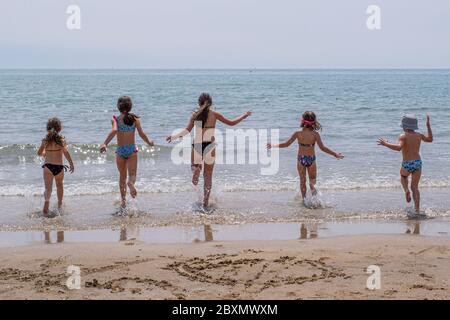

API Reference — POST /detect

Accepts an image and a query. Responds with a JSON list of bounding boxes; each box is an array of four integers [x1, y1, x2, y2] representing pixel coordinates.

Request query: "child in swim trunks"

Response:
[[267, 111, 344, 201], [37, 118, 75, 216], [100, 96, 154, 208], [378, 114, 433, 214]]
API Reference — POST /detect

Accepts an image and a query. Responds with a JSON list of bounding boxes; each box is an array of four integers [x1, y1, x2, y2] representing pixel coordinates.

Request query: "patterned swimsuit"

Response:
[[402, 159, 422, 173], [298, 155, 316, 168], [114, 115, 138, 159], [298, 142, 316, 168]]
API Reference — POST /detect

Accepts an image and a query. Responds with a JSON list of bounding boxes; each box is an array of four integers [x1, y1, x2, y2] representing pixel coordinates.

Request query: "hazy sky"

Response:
[[1, 0, 449, 68]]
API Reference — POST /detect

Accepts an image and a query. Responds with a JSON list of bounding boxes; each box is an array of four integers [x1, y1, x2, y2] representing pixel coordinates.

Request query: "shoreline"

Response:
[[1, 188, 450, 232], [0, 218, 449, 247], [0, 234, 449, 300]]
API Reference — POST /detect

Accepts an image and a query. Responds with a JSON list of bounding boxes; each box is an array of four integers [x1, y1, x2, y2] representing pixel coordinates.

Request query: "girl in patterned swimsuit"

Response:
[[267, 111, 344, 201], [37, 118, 75, 216], [378, 114, 433, 214], [100, 96, 154, 208]]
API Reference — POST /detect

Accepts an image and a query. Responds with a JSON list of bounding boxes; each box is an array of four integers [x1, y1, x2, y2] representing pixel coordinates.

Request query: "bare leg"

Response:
[[307, 162, 317, 196], [43, 168, 54, 215], [203, 162, 215, 208], [126, 153, 138, 198], [55, 171, 64, 208], [400, 168, 411, 203], [411, 169, 422, 213], [191, 149, 202, 186], [297, 162, 307, 199], [116, 155, 128, 207]]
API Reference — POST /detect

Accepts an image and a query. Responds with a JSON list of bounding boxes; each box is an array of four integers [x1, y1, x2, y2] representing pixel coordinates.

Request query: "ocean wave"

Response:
[[2, 178, 450, 197], [0, 143, 171, 164]]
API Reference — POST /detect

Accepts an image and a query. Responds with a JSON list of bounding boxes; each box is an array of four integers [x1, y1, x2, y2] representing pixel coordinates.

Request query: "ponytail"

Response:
[[195, 93, 213, 128], [45, 118, 64, 146], [117, 96, 139, 126]]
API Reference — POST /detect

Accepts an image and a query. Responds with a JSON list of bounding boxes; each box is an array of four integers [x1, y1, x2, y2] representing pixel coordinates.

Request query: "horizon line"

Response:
[[1, 67, 450, 71]]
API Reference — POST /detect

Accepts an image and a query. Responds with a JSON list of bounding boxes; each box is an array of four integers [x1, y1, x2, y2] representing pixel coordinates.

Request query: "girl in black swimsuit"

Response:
[[37, 118, 75, 216], [166, 93, 251, 208]]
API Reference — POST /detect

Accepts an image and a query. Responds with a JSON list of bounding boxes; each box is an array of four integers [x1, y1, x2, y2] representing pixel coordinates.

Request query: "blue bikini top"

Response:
[[113, 114, 136, 132]]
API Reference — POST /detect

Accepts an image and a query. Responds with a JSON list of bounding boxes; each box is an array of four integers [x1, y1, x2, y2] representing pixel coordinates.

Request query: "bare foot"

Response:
[[405, 190, 411, 203], [311, 188, 318, 196], [192, 166, 201, 186], [127, 182, 137, 198], [58, 202, 63, 209], [43, 201, 50, 216], [121, 200, 126, 208]]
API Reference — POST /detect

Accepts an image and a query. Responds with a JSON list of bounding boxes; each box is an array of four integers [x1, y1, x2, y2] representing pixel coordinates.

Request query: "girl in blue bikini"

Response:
[[100, 96, 154, 208], [267, 111, 344, 201]]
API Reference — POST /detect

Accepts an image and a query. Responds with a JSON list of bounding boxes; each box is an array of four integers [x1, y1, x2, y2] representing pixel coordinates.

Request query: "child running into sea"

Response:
[[100, 96, 154, 208], [378, 114, 433, 215], [166, 93, 251, 209], [267, 111, 344, 202], [37, 118, 74, 216]]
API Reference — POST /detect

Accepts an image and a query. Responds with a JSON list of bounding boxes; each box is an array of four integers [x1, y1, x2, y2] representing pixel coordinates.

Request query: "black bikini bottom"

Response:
[[192, 141, 214, 155], [42, 163, 68, 176]]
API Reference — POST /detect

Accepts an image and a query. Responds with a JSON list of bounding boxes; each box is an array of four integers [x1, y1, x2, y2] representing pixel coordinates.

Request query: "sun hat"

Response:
[[400, 114, 419, 131]]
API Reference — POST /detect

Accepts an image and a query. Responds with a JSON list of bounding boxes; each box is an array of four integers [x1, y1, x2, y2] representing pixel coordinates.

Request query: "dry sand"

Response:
[[0, 234, 449, 300]]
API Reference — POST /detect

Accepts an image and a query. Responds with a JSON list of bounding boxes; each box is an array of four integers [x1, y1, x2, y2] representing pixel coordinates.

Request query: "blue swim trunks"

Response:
[[402, 159, 422, 174], [116, 144, 138, 159], [298, 155, 316, 168]]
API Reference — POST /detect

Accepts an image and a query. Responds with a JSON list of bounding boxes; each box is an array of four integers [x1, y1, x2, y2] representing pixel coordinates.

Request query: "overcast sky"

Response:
[[1, 0, 449, 68]]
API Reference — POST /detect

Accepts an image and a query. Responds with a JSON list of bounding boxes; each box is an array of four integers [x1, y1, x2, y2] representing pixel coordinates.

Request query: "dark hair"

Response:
[[195, 93, 213, 128], [45, 117, 64, 146], [301, 111, 322, 131], [117, 96, 139, 126]]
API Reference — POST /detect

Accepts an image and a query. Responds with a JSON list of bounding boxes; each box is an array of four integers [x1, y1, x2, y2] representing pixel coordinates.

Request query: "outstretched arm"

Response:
[[267, 131, 298, 149], [100, 119, 118, 153], [136, 119, 154, 147], [378, 134, 405, 152], [166, 114, 195, 143], [215, 111, 252, 126], [421, 115, 433, 143], [317, 133, 344, 159], [62, 139, 74, 173]]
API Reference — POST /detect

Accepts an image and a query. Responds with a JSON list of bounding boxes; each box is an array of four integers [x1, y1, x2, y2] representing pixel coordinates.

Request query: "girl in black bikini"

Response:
[[267, 111, 344, 201], [166, 93, 251, 208], [37, 118, 74, 216]]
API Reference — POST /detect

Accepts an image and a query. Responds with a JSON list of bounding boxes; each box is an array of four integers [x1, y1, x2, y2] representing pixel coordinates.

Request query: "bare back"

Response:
[[193, 110, 217, 142], [43, 141, 65, 165], [401, 131, 422, 161], [296, 129, 317, 156]]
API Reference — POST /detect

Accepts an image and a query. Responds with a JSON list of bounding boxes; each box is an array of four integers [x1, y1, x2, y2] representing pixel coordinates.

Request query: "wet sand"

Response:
[[1, 219, 450, 247], [0, 234, 449, 300]]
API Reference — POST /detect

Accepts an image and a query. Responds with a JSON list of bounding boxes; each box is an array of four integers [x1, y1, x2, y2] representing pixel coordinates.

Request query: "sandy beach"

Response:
[[0, 234, 449, 300]]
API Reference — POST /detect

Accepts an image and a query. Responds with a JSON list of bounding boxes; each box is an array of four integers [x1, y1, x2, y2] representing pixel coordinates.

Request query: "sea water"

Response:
[[0, 69, 449, 230]]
